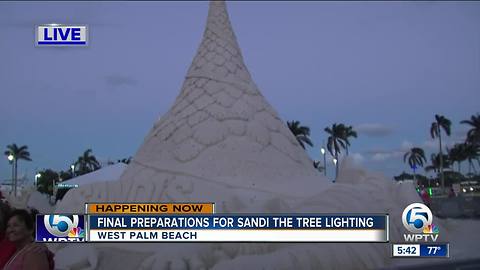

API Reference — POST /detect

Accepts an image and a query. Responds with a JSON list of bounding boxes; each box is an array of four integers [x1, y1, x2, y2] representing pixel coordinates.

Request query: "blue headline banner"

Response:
[[89, 214, 386, 230]]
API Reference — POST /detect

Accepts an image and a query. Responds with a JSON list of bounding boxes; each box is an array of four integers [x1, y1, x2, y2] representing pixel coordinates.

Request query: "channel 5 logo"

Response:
[[36, 214, 85, 242], [402, 203, 439, 242]]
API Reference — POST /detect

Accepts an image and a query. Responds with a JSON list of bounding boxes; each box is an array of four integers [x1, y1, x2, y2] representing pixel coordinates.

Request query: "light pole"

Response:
[[35, 172, 41, 189], [333, 158, 338, 182], [320, 147, 327, 177], [7, 154, 14, 194]]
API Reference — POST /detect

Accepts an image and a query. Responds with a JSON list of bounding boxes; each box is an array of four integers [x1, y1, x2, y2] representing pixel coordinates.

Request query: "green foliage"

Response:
[[404, 147, 427, 169], [36, 169, 59, 196], [430, 114, 451, 139], [443, 170, 466, 185], [287, 120, 314, 149], [342, 125, 358, 155], [425, 153, 451, 173], [448, 143, 468, 172], [394, 171, 414, 181], [74, 149, 101, 175], [4, 144, 32, 162], [59, 170, 73, 181], [393, 171, 429, 184], [461, 114, 480, 145], [324, 123, 347, 158]]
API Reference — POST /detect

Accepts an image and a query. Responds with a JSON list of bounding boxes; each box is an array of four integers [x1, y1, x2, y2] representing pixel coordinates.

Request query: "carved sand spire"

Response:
[[119, 0, 319, 189], [55, 1, 324, 211]]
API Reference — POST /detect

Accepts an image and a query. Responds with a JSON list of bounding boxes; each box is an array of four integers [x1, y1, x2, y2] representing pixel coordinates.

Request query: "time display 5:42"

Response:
[[393, 244, 420, 257]]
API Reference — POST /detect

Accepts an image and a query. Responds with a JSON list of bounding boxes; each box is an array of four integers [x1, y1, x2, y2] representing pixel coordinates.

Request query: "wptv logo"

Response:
[[402, 203, 439, 242], [36, 215, 85, 242]]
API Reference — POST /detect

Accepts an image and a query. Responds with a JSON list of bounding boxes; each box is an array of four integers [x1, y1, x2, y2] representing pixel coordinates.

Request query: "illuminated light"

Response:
[[470, 187, 474, 191], [320, 148, 325, 155], [462, 188, 467, 193], [428, 188, 432, 196], [7, 154, 14, 161], [332, 158, 337, 165], [35, 173, 41, 179]]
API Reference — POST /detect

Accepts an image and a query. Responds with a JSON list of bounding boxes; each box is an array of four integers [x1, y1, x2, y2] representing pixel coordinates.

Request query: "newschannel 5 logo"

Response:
[[402, 203, 439, 242], [36, 214, 85, 242], [35, 24, 88, 46]]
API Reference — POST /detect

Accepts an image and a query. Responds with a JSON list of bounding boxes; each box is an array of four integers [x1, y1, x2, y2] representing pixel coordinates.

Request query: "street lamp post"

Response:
[[320, 147, 327, 177], [333, 158, 338, 182], [35, 173, 41, 189], [7, 154, 14, 194]]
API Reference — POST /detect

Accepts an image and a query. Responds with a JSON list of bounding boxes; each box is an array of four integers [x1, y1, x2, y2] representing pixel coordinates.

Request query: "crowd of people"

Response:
[[0, 191, 54, 270]]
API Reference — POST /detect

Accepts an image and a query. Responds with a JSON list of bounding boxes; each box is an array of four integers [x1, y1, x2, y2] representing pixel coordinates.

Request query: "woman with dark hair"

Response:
[[3, 209, 51, 270], [0, 201, 16, 269]]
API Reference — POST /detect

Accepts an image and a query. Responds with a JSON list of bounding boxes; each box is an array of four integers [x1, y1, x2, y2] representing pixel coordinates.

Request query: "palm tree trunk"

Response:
[[438, 129, 445, 193]]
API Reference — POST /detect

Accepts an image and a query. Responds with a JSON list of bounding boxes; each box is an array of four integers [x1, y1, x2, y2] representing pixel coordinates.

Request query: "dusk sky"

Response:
[[1, 1, 479, 182]]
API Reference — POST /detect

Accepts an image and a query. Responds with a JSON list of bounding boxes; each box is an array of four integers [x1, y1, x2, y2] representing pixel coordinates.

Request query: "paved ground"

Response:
[[431, 196, 480, 218]]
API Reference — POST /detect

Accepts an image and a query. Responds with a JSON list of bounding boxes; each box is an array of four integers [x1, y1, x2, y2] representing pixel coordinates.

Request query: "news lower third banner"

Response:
[[87, 215, 388, 242], [35, 203, 389, 243]]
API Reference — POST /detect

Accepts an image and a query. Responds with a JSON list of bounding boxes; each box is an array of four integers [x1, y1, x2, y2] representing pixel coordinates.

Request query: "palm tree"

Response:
[[287, 121, 314, 149], [74, 149, 101, 175], [463, 143, 479, 174], [425, 154, 440, 173], [325, 123, 347, 181], [448, 144, 468, 173], [4, 144, 32, 196], [430, 114, 451, 192], [403, 147, 427, 183], [461, 114, 480, 145], [425, 153, 451, 173], [342, 125, 358, 156]]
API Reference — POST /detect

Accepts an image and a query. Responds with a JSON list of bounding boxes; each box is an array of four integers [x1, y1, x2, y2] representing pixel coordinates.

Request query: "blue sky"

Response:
[[0, 1, 479, 181]]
